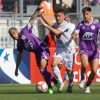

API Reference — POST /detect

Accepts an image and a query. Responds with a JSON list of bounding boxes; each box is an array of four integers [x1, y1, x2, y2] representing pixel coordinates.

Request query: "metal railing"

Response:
[[0, 18, 46, 48], [0, 11, 100, 48]]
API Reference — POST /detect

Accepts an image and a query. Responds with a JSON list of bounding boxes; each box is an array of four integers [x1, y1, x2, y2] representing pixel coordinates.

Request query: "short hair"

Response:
[[55, 8, 65, 15], [82, 7, 91, 13], [8, 27, 17, 38]]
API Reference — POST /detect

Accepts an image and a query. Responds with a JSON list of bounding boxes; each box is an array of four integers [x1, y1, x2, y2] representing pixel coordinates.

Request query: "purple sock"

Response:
[[51, 77, 58, 84], [40, 67, 52, 88]]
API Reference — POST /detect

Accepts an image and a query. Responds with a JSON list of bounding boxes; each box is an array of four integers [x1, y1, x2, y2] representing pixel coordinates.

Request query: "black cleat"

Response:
[[66, 83, 73, 93]]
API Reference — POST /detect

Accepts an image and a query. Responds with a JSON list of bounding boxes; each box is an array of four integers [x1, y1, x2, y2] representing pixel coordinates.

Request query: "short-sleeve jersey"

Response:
[[53, 20, 76, 53], [75, 19, 100, 51], [17, 23, 48, 53]]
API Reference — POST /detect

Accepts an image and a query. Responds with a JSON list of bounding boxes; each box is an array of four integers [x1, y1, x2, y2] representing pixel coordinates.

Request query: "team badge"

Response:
[[91, 25, 95, 30]]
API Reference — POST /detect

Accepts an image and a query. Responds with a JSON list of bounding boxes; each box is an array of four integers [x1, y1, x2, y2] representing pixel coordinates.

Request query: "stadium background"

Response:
[[0, 0, 100, 84]]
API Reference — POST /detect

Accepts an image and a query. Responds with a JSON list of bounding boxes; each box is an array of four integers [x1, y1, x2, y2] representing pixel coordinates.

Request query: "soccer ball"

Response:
[[36, 81, 48, 92]]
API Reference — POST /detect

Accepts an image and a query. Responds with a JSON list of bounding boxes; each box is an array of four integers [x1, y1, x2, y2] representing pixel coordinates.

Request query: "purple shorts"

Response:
[[80, 49, 99, 61], [35, 48, 50, 66]]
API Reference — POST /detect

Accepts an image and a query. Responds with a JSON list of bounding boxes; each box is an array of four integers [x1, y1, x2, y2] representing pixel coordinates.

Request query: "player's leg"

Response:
[[51, 55, 64, 92], [50, 64, 62, 89], [63, 52, 74, 93], [63, 71, 68, 84], [85, 58, 99, 93], [66, 69, 74, 93], [52, 57, 63, 84], [79, 54, 89, 89], [40, 58, 53, 94]]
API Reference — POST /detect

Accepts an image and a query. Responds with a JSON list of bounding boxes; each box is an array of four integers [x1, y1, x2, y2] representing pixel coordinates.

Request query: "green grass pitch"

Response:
[[0, 84, 100, 100]]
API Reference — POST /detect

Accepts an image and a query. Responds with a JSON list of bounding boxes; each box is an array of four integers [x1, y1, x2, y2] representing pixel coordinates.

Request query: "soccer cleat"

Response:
[[66, 83, 73, 93], [85, 86, 90, 94], [55, 82, 60, 90], [79, 80, 85, 89], [58, 82, 64, 92], [48, 88, 54, 94]]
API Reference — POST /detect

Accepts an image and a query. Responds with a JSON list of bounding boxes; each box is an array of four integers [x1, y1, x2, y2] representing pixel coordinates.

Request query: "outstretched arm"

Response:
[[41, 15, 54, 26], [15, 52, 22, 76], [29, 7, 40, 24], [39, 18, 62, 35]]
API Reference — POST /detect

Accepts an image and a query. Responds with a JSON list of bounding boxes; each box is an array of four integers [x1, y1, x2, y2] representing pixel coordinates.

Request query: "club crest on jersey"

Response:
[[91, 25, 95, 30]]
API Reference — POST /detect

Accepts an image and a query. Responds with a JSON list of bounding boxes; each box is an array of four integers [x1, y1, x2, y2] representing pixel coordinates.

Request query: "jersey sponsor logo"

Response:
[[82, 32, 94, 40], [83, 32, 94, 38]]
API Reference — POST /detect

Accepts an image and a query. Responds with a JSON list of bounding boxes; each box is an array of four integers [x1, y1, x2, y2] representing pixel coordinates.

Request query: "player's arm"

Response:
[[71, 31, 79, 46], [29, 8, 40, 25], [41, 14, 54, 26], [71, 22, 81, 46], [25, 8, 40, 32], [39, 18, 62, 35], [15, 51, 22, 76], [39, 2, 44, 14], [45, 24, 62, 35]]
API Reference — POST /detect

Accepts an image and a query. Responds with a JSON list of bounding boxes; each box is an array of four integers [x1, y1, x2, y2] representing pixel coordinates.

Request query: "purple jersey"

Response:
[[75, 19, 100, 51], [75, 19, 100, 60], [17, 23, 50, 63]]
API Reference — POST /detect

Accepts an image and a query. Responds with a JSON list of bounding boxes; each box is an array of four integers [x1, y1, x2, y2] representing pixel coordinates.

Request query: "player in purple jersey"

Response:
[[8, 10, 58, 94], [72, 7, 100, 93]]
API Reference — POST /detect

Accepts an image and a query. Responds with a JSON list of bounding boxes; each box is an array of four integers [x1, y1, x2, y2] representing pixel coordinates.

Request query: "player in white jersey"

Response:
[[40, 8, 76, 93]]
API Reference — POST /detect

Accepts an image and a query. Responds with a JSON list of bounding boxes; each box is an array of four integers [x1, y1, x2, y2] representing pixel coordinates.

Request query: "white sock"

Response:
[[53, 66, 63, 84]]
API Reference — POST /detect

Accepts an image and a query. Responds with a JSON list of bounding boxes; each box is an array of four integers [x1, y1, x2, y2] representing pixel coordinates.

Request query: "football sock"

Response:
[[81, 67, 86, 81], [86, 71, 95, 87], [64, 71, 68, 81], [68, 73, 74, 84], [53, 66, 63, 84], [51, 77, 58, 84], [40, 67, 52, 88]]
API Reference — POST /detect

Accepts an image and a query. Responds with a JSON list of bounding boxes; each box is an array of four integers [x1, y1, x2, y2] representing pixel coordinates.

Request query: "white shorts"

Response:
[[53, 50, 75, 70]]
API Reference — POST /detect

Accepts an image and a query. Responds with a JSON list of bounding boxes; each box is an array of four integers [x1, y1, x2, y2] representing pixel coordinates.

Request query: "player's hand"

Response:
[[71, 32, 78, 40], [15, 69, 18, 76]]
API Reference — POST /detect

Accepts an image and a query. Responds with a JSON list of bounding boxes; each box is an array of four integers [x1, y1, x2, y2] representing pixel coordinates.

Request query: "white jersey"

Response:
[[53, 20, 76, 54]]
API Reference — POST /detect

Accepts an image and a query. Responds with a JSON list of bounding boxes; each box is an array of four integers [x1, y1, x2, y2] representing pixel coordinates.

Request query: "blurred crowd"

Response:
[[82, 0, 100, 6]]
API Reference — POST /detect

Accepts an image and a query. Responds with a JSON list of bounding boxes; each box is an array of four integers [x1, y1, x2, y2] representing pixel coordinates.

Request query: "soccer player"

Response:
[[72, 7, 100, 93], [40, 8, 76, 93], [8, 10, 58, 94]]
